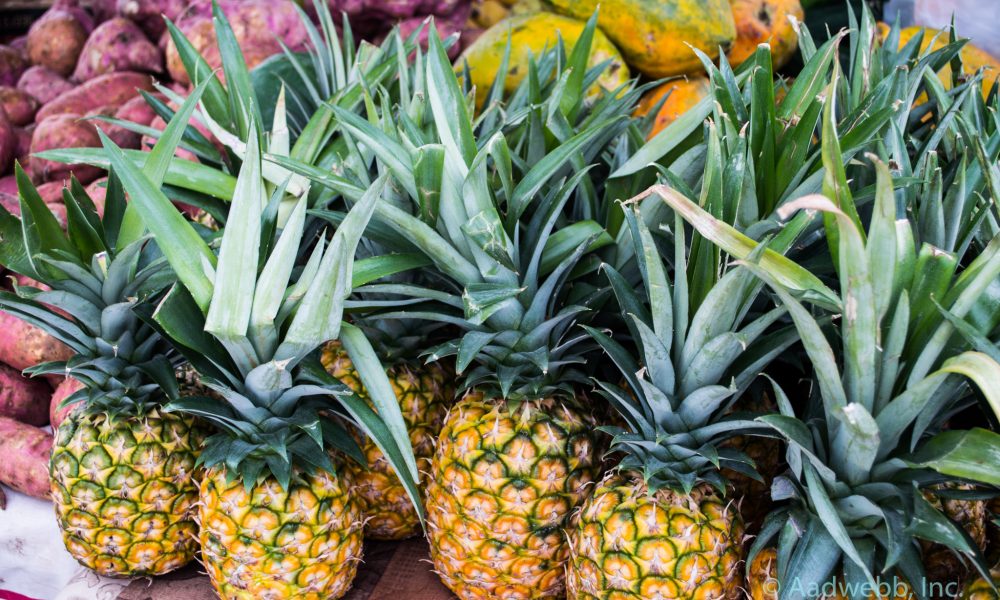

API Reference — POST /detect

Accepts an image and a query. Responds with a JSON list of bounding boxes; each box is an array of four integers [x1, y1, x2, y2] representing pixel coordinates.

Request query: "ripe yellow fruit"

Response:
[[321, 342, 451, 540], [543, 0, 736, 78], [728, 0, 804, 69], [566, 472, 745, 599], [50, 410, 205, 577], [747, 548, 916, 600], [635, 76, 711, 139], [425, 393, 601, 599], [458, 12, 630, 110], [199, 465, 363, 600]]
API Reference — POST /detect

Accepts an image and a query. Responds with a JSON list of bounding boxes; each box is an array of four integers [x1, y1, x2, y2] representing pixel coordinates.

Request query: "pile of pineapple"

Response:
[[4, 1, 1000, 599]]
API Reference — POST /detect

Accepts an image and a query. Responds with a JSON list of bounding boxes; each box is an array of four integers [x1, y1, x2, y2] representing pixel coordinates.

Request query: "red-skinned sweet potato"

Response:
[[27, 10, 90, 77], [86, 105, 141, 149], [0, 417, 52, 499], [165, 1, 309, 85], [17, 66, 74, 105], [14, 125, 33, 165], [0, 191, 67, 228], [116, 0, 187, 39], [29, 115, 102, 184], [84, 176, 108, 216], [50, 376, 83, 429], [0, 175, 15, 196], [0, 362, 51, 425], [0, 110, 14, 177], [115, 93, 157, 127], [55, 0, 118, 22], [0, 87, 38, 127], [0, 311, 73, 382], [0, 46, 28, 88], [74, 18, 164, 81], [35, 71, 152, 122]]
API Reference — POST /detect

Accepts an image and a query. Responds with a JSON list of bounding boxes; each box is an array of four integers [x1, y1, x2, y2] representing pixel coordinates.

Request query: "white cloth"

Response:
[[0, 487, 129, 600]]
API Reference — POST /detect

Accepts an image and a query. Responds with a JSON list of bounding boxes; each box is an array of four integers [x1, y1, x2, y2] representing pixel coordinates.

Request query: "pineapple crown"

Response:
[[657, 139, 1000, 594], [583, 204, 798, 496], [97, 56, 422, 503], [631, 13, 1000, 592], [0, 165, 178, 416], [280, 16, 658, 401]]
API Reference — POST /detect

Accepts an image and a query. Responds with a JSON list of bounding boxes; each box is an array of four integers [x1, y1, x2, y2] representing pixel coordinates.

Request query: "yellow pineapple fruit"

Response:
[[425, 393, 600, 598], [50, 409, 206, 577], [199, 465, 363, 600], [321, 341, 451, 540], [567, 473, 744, 599]]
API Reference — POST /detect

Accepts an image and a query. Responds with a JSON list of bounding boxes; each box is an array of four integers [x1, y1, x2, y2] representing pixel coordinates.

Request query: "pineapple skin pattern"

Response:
[[425, 393, 601, 599], [198, 465, 364, 600], [566, 472, 744, 600], [746, 548, 918, 600], [50, 409, 206, 577], [321, 342, 451, 540]]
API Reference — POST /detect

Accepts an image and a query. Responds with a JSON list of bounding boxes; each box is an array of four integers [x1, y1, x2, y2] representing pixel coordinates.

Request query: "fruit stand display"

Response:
[[0, 0, 1000, 599]]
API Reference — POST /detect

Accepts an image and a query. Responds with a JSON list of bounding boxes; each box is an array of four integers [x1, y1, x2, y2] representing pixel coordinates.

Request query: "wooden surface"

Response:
[[118, 538, 455, 600]]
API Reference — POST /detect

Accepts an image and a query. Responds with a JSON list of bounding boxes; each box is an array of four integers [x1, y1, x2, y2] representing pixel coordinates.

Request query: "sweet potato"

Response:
[[0, 111, 14, 176], [0, 191, 66, 228], [14, 125, 33, 165], [0, 87, 38, 127], [84, 176, 108, 216], [8, 37, 27, 54], [74, 18, 164, 82], [29, 115, 102, 184], [35, 71, 153, 122], [144, 115, 199, 161], [0, 416, 52, 500], [50, 376, 83, 429], [27, 10, 90, 77], [0, 191, 18, 213], [55, 0, 118, 22], [115, 93, 157, 126], [0, 175, 15, 196], [17, 66, 74, 105], [0, 311, 73, 378], [165, 1, 309, 85], [116, 0, 187, 39], [0, 362, 51, 425], [0, 46, 28, 88]]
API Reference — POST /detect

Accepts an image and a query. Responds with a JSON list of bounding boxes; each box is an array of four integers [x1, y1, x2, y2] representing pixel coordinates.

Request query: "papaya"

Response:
[[542, 0, 736, 78], [728, 0, 804, 69], [635, 76, 711, 139], [469, 0, 510, 28], [458, 12, 630, 109], [880, 25, 1000, 99]]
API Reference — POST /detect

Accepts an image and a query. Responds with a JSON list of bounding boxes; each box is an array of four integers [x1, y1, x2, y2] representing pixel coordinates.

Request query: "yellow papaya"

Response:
[[470, 0, 510, 28], [881, 25, 1000, 99], [635, 76, 711, 139], [457, 12, 630, 109], [542, 0, 736, 78], [728, 0, 804, 69]]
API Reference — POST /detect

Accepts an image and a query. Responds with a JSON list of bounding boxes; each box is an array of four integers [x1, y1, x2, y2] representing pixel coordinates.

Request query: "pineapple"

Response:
[[722, 392, 783, 536], [565, 205, 796, 599], [962, 567, 1000, 599], [426, 392, 598, 597], [654, 114, 1000, 595], [321, 335, 451, 540], [0, 166, 206, 577], [99, 85, 421, 598], [285, 15, 650, 598]]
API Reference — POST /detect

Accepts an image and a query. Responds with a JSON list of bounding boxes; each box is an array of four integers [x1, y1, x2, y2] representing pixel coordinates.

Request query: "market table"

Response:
[[0, 487, 454, 600]]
